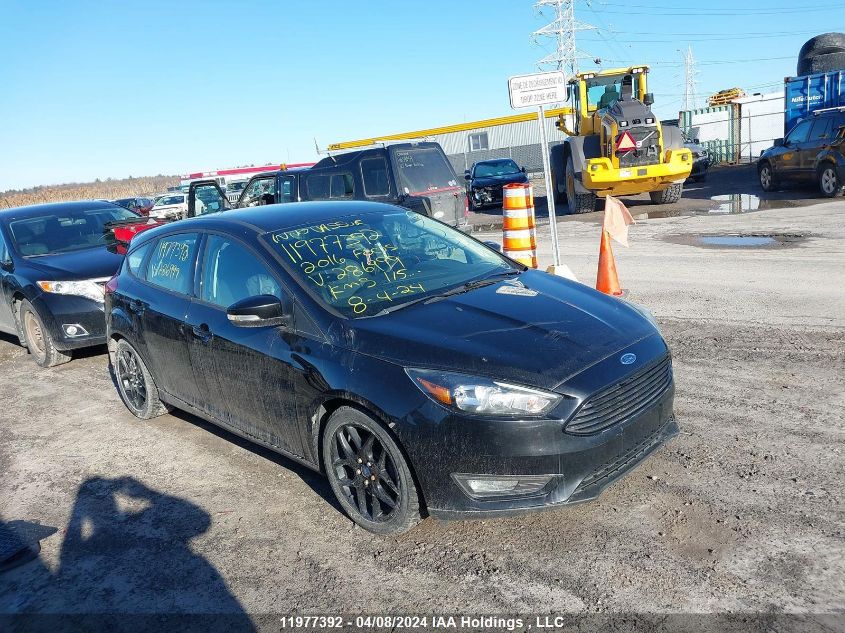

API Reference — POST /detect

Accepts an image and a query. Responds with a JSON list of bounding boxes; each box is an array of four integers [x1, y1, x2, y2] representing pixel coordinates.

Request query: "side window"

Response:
[[241, 177, 276, 207], [469, 132, 489, 151], [279, 176, 297, 203], [330, 173, 354, 199], [193, 184, 228, 216], [126, 241, 152, 276], [786, 120, 813, 144], [200, 235, 281, 308], [808, 117, 833, 142], [306, 174, 330, 200], [361, 158, 390, 197], [145, 234, 199, 295]]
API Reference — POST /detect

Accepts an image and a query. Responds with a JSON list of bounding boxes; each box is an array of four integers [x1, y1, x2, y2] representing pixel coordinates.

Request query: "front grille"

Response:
[[565, 355, 672, 435], [617, 126, 660, 168], [575, 417, 672, 492]]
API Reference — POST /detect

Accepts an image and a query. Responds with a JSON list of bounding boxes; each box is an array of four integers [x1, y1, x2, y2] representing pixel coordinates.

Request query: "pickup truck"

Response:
[[187, 142, 469, 229]]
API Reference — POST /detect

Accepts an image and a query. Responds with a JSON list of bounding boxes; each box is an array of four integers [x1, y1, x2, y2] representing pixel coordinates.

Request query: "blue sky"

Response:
[[0, 0, 841, 190]]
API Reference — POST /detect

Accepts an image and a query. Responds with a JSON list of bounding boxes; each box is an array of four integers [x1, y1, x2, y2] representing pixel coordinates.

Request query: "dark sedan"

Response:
[[465, 158, 529, 209], [0, 201, 141, 367], [105, 201, 677, 534]]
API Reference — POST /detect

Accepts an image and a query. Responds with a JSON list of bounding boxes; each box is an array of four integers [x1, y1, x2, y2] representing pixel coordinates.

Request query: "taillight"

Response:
[[105, 275, 118, 295]]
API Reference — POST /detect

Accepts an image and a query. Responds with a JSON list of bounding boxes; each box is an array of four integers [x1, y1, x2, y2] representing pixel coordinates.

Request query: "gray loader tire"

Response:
[[797, 33, 845, 75], [565, 155, 596, 214], [649, 183, 683, 205]]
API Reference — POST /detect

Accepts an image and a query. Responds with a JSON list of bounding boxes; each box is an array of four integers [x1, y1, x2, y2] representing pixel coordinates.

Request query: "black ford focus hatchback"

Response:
[[105, 201, 677, 534]]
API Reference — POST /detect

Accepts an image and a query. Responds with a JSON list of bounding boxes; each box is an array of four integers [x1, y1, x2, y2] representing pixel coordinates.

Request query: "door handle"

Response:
[[191, 323, 213, 343]]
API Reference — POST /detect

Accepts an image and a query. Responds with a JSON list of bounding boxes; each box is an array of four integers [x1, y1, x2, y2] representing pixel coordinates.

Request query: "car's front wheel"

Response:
[[759, 162, 778, 192], [322, 406, 422, 535], [113, 338, 170, 419], [19, 300, 71, 368], [818, 164, 843, 198]]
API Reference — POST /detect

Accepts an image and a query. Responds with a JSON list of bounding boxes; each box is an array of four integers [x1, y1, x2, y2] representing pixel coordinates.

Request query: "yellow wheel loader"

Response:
[[551, 66, 693, 214]]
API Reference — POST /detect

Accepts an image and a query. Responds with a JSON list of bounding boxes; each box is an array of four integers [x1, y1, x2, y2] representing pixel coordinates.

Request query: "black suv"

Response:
[[187, 142, 468, 228], [758, 108, 845, 197], [464, 158, 529, 210]]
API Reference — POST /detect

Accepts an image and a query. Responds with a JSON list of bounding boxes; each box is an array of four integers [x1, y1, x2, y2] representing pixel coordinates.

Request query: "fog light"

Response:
[[62, 324, 88, 337], [452, 474, 553, 499]]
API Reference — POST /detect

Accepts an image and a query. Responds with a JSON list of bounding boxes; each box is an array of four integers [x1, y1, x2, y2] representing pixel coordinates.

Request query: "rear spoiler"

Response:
[[104, 217, 165, 254]]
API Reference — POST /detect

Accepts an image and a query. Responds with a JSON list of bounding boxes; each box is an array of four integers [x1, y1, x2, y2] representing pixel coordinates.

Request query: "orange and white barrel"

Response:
[[502, 183, 538, 268]]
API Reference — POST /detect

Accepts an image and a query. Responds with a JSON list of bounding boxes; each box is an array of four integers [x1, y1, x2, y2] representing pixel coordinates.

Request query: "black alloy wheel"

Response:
[[323, 407, 421, 535], [116, 345, 148, 413], [113, 339, 170, 420]]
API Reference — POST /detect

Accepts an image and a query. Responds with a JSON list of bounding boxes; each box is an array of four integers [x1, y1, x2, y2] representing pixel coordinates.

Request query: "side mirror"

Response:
[[227, 294, 291, 328], [693, 138, 700, 144], [643, 93, 655, 106], [774, 138, 785, 147], [521, 166, 527, 173], [0, 260, 13, 272], [483, 240, 503, 253], [464, 170, 471, 180]]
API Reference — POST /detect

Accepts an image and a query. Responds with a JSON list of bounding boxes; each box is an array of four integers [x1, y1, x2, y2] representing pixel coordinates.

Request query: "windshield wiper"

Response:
[[367, 269, 522, 317]]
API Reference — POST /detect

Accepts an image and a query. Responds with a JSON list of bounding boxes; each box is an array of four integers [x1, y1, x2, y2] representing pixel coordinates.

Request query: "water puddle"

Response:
[[628, 194, 799, 220], [698, 235, 776, 247], [662, 233, 807, 249]]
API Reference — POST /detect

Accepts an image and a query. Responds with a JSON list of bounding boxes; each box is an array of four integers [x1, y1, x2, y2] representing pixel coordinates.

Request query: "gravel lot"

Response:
[[1, 169, 843, 631]]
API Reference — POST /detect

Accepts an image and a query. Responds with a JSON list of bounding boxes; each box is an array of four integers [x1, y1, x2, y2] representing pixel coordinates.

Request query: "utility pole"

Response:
[[533, 0, 594, 79], [681, 45, 699, 111]]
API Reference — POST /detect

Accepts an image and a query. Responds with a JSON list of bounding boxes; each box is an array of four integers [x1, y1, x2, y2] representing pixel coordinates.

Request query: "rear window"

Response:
[[154, 195, 185, 206], [144, 234, 199, 295], [392, 147, 458, 196]]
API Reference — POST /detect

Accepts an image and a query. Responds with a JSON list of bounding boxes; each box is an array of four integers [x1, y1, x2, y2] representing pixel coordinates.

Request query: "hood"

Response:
[[20, 247, 124, 280], [343, 270, 660, 391], [471, 173, 529, 188]]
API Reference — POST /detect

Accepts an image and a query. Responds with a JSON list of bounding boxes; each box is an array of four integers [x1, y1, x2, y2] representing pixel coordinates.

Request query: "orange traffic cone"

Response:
[[596, 230, 623, 296]]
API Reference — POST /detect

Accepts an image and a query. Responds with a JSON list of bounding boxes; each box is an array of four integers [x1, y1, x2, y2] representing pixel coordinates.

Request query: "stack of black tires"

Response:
[[797, 33, 845, 76]]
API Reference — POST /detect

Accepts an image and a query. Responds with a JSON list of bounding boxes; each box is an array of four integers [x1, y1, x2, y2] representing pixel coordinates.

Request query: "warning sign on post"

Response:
[[507, 71, 566, 109]]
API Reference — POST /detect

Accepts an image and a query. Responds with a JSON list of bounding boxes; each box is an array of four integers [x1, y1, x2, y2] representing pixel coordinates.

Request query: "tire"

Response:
[[799, 52, 845, 76], [322, 406, 422, 535], [818, 164, 844, 198], [19, 300, 71, 368], [564, 155, 596, 214], [649, 183, 683, 204], [113, 338, 170, 419], [758, 162, 778, 192], [797, 33, 845, 75]]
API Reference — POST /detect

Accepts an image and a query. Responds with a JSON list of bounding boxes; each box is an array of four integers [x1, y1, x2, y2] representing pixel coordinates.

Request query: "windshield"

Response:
[[474, 159, 521, 178], [585, 75, 641, 110], [154, 195, 184, 206], [7, 206, 138, 256], [392, 147, 459, 195], [264, 210, 514, 318]]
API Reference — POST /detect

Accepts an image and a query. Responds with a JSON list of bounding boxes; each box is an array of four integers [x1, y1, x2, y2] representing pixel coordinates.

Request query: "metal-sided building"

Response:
[[328, 108, 569, 175]]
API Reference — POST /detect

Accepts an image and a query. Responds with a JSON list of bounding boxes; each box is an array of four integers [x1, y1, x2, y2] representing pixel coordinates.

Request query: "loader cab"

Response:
[[568, 66, 651, 136]]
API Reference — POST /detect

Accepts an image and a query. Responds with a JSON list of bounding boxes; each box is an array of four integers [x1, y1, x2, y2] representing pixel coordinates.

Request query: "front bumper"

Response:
[[689, 158, 710, 177], [32, 293, 107, 350], [411, 336, 679, 519], [582, 149, 693, 196]]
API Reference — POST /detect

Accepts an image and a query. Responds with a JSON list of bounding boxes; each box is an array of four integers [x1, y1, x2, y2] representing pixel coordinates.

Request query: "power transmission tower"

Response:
[[681, 45, 699, 111], [533, 0, 594, 79]]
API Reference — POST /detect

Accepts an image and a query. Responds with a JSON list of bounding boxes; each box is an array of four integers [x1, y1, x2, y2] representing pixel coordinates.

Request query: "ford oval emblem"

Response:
[[620, 353, 637, 365]]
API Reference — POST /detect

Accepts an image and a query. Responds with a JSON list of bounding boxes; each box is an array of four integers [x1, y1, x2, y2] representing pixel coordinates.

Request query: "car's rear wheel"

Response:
[[322, 406, 421, 535], [19, 300, 70, 368], [114, 338, 170, 419], [818, 164, 843, 198], [759, 162, 778, 192]]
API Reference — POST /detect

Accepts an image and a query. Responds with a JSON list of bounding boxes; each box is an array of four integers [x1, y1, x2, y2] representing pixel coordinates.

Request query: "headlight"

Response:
[[406, 368, 562, 417], [37, 279, 106, 303]]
